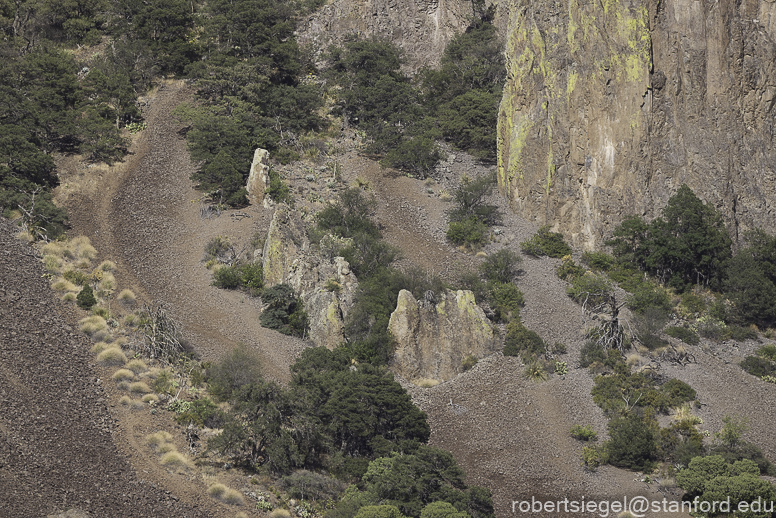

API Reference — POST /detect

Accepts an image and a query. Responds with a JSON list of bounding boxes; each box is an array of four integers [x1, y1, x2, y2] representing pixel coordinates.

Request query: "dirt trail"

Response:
[[62, 81, 308, 382]]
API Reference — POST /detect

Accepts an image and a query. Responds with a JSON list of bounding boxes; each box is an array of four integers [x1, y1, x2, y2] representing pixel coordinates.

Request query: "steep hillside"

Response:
[[0, 218, 206, 517], [497, 0, 776, 248]]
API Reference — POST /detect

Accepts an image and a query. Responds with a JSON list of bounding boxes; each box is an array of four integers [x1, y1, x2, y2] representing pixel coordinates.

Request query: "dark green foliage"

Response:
[[679, 292, 707, 316], [260, 284, 308, 338], [757, 345, 776, 362], [566, 273, 614, 306], [174, 397, 224, 428], [503, 321, 545, 360], [659, 420, 706, 466], [206, 345, 265, 402], [479, 249, 521, 284], [633, 307, 670, 350], [660, 379, 697, 407], [676, 455, 776, 513], [316, 188, 380, 240], [607, 185, 732, 291], [279, 470, 347, 502], [487, 282, 524, 323], [665, 325, 700, 345], [581, 251, 615, 271], [446, 217, 487, 249], [605, 413, 658, 471], [708, 443, 776, 476], [447, 172, 499, 226], [76, 284, 97, 309], [336, 445, 494, 518], [556, 257, 585, 281], [63, 269, 90, 286], [570, 425, 598, 442], [726, 325, 759, 342], [626, 285, 672, 314], [212, 262, 264, 294], [521, 226, 572, 258], [725, 229, 776, 327], [266, 168, 294, 206], [740, 356, 775, 378]]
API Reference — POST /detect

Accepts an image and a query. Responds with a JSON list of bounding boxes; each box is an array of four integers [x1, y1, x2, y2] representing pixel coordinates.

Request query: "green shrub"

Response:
[[725, 325, 758, 342], [76, 284, 97, 310], [626, 285, 672, 314], [212, 265, 242, 289], [665, 325, 700, 345], [566, 273, 614, 306], [461, 354, 478, 371], [446, 217, 487, 249], [523, 360, 548, 381], [265, 168, 294, 206], [479, 249, 521, 283], [446, 172, 500, 226], [570, 424, 598, 441], [660, 379, 697, 407], [757, 345, 776, 362], [633, 307, 670, 350], [740, 356, 775, 378], [279, 470, 347, 502], [556, 256, 585, 281], [581, 445, 606, 471], [554, 360, 568, 375], [520, 226, 572, 258], [260, 284, 308, 338], [203, 236, 232, 263], [487, 282, 524, 323], [605, 413, 658, 471], [581, 251, 615, 271], [679, 292, 706, 316], [503, 321, 545, 360], [63, 269, 90, 286]]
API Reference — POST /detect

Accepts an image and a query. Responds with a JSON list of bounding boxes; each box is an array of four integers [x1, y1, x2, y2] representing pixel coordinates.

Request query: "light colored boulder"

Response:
[[246, 148, 270, 206]]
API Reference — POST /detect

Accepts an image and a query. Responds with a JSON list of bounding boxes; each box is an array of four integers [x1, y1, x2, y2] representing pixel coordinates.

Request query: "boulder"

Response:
[[388, 289, 498, 382]]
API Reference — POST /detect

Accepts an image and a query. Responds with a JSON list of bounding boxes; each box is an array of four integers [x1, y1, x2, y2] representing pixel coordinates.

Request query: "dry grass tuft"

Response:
[[160, 451, 191, 469], [129, 381, 152, 394], [79, 315, 107, 335], [62, 292, 76, 302], [42, 241, 69, 258], [125, 359, 148, 374], [413, 378, 439, 388], [158, 443, 177, 454], [43, 254, 62, 273], [90, 341, 110, 354], [98, 260, 116, 271], [52, 279, 79, 292], [119, 395, 144, 409], [270, 509, 291, 518], [208, 484, 245, 506], [15, 231, 34, 243], [112, 369, 135, 381], [236, 513, 249, 518], [146, 431, 173, 447], [117, 289, 136, 305], [98, 272, 115, 291], [96, 347, 127, 366], [142, 393, 159, 404]]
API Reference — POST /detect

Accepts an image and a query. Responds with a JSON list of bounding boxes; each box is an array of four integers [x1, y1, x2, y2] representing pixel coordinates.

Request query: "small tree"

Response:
[[76, 284, 97, 310]]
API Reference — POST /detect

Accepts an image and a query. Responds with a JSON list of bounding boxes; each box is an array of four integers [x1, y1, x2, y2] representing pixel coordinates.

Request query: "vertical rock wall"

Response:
[[498, 0, 776, 248]]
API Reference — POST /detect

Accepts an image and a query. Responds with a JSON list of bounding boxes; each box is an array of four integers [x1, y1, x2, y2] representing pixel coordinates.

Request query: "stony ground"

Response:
[[0, 218, 208, 517], [11, 79, 775, 518]]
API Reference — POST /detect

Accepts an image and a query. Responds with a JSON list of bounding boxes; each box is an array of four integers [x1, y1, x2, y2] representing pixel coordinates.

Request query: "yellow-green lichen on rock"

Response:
[[389, 289, 497, 382], [497, 0, 652, 248]]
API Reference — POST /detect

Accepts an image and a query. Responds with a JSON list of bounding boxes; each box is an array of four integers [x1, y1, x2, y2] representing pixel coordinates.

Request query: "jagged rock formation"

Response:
[[297, 0, 477, 69], [246, 148, 270, 206], [388, 289, 498, 382], [497, 0, 776, 248], [261, 206, 358, 349]]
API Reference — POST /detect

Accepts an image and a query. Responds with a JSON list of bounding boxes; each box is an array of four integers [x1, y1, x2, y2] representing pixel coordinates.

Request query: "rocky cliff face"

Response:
[[262, 206, 358, 349], [388, 289, 498, 382], [297, 0, 478, 69], [497, 0, 776, 248]]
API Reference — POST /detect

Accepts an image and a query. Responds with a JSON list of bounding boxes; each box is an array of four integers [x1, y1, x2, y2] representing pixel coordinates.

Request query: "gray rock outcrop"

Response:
[[388, 289, 498, 382], [497, 0, 776, 249], [246, 148, 270, 206], [262, 206, 358, 349]]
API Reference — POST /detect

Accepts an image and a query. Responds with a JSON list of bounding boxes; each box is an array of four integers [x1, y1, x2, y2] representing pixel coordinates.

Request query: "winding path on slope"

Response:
[[63, 81, 307, 381]]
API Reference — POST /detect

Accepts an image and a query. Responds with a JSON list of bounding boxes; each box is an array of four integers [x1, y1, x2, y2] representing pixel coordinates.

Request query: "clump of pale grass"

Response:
[[98, 260, 116, 271], [208, 484, 245, 506], [129, 381, 152, 394], [119, 395, 144, 409], [112, 369, 135, 381], [96, 347, 127, 366], [142, 393, 159, 404], [43, 254, 62, 273], [90, 341, 110, 354], [52, 279, 79, 292], [117, 289, 136, 305], [62, 292, 76, 302], [160, 451, 191, 469], [270, 510, 291, 518], [146, 431, 173, 447], [125, 359, 148, 374], [413, 378, 439, 388], [79, 315, 107, 335]]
